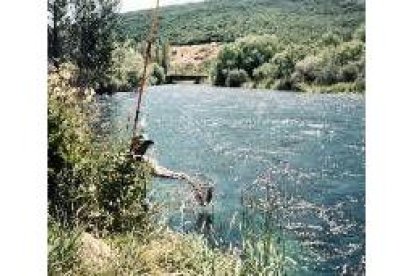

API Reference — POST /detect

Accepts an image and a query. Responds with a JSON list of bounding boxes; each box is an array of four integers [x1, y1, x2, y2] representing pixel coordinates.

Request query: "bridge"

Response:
[[166, 74, 209, 84]]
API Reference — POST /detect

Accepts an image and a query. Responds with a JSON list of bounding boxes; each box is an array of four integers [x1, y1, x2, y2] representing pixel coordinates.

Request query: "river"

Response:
[[95, 84, 365, 275]]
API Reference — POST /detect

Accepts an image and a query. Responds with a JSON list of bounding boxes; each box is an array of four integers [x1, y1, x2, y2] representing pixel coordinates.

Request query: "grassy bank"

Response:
[[49, 219, 290, 275], [48, 64, 288, 275], [47, 64, 231, 274], [49, 221, 240, 275]]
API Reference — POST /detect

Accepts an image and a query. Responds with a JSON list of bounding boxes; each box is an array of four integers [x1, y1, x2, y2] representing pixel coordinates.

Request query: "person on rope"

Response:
[[130, 133, 154, 160]]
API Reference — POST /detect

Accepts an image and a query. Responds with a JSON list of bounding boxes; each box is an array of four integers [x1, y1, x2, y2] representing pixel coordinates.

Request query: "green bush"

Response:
[[150, 63, 166, 85], [226, 69, 249, 87], [48, 64, 94, 223], [95, 151, 152, 233], [339, 62, 359, 82], [212, 44, 241, 86], [48, 64, 152, 233], [253, 62, 277, 82], [213, 36, 282, 86], [212, 26, 365, 92], [109, 41, 144, 91], [292, 32, 365, 91], [334, 40, 364, 65], [294, 55, 323, 83], [315, 61, 338, 85], [271, 51, 296, 79], [236, 35, 282, 76]]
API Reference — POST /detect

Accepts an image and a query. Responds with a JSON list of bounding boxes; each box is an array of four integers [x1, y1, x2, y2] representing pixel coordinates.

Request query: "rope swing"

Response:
[[130, 0, 160, 158], [131, 0, 160, 138], [129, 0, 214, 206]]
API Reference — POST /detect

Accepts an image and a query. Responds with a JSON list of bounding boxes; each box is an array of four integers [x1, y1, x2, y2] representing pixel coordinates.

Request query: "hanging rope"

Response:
[[131, 0, 160, 138], [128, 1, 214, 206]]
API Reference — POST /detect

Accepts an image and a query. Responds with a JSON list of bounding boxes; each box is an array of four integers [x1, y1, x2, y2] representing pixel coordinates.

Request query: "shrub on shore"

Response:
[[48, 222, 241, 275], [109, 41, 144, 92], [48, 64, 152, 233], [150, 63, 166, 85], [226, 69, 249, 87], [212, 26, 365, 93], [106, 41, 168, 92]]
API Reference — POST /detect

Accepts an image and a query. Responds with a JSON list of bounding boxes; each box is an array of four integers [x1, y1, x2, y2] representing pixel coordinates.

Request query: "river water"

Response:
[[95, 85, 365, 275]]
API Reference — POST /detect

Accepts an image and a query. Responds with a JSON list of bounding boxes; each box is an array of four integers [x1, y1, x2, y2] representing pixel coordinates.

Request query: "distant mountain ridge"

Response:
[[119, 0, 365, 45]]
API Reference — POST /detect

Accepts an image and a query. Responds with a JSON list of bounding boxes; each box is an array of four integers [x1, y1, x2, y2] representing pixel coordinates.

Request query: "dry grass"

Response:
[[136, 230, 239, 275], [169, 43, 221, 75], [170, 43, 221, 66], [77, 233, 114, 274], [49, 227, 239, 275]]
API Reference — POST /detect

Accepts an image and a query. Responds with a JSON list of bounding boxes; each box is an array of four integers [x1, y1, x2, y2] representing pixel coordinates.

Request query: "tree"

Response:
[[70, 0, 120, 90], [110, 41, 144, 91], [48, 0, 70, 66], [48, 0, 121, 91], [161, 41, 171, 75], [212, 45, 240, 86]]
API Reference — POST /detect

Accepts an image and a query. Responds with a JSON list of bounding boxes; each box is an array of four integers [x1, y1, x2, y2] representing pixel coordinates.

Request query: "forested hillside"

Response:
[[119, 0, 365, 45]]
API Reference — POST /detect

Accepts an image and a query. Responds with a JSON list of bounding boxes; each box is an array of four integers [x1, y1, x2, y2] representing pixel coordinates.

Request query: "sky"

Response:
[[120, 0, 205, 13]]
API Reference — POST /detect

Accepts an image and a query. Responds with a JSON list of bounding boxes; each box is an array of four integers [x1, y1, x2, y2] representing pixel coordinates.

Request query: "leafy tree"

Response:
[[48, 0, 70, 66], [110, 41, 144, 91], [212, 45, 240, 86], [150, 63, 166, 85], [161, 41, 171, 75], [213, 26, 365, 92], [253, 63, 278, 82], [237, 35, 282, 76], [48, 0, 121, 91], [70, 0, 121, 90], [212, 36, 281, 85]]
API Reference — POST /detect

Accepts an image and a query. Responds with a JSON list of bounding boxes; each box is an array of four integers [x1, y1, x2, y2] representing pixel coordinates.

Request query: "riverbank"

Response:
[[47, 66, 238, 275], [210, 31, 365, 93], [49, 221, 240, 275], [245, 81, 365, 93], [99, 28, 366, 95], [111, 82, 364, 94], [48, 65, 290, 275]]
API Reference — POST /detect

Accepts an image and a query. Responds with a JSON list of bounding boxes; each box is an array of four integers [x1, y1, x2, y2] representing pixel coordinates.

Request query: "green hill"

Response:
[[119, 0, 365, 45]]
